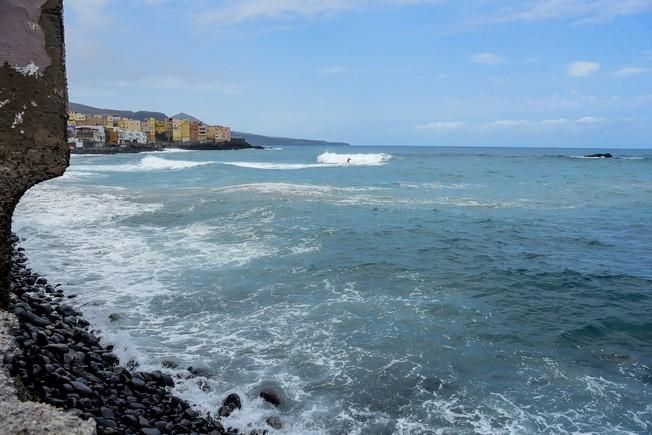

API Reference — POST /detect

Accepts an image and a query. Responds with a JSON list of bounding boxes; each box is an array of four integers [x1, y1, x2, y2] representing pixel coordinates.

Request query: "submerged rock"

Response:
[[265, 416, 282, 430], [218, 393, 242, 417], [259, 389, 282, 408], [584, 153, 613, 158]]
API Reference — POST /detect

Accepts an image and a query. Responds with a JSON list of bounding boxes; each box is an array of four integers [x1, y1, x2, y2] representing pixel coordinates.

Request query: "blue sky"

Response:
[[65, 0, 652, 147]]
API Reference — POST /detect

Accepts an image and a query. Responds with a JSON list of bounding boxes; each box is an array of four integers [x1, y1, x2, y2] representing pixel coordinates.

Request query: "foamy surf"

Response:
[[73, 156, 215, 172], [317, 152, 392, 166], [217, 152, 392, 170]]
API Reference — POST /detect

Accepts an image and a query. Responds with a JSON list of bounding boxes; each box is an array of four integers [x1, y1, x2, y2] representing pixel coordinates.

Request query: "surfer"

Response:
[[347, 158, 351, 164]]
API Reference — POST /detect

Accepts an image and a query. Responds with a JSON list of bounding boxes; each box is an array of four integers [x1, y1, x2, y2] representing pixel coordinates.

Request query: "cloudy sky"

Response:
[[65, 0, 652, 147]]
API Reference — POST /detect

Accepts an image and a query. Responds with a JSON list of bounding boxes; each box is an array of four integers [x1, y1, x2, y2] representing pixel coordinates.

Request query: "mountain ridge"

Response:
[[68, 102, 349, 147]]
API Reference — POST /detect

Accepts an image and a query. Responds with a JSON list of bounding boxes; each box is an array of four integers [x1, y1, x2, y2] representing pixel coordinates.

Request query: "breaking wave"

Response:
[[317, 152, 392, 166], [73, 156, 215, 172]]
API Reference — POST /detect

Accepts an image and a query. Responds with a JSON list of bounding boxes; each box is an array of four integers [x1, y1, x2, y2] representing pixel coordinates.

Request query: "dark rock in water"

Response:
[[584, 152, 613, 158], [259, 389, 282, 407], [188, 366, 212, 377], [161, 359, 178, 369], [265, 416, 282, 430], [219, 393, 242, 417], [108, 313, 121, 322]]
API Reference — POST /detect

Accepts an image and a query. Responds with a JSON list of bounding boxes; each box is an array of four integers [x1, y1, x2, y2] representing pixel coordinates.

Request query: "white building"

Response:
[[76, 126, 106, 147], [118, 129, 147, 145]]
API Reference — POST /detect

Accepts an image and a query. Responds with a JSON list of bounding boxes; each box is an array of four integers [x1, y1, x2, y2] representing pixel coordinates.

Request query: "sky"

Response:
[[64, 0, 652, 147]]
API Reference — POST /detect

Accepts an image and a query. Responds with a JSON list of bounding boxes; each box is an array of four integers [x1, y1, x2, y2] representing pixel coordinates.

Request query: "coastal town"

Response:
[[67, 111, 232, 149]]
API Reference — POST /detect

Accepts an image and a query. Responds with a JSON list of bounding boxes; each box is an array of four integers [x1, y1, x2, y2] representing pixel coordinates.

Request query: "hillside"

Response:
[[68, 103, 349, 147]]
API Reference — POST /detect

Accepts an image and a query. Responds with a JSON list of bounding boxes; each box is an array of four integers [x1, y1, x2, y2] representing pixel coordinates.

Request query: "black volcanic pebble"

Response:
[[7, 237, 238, 435]]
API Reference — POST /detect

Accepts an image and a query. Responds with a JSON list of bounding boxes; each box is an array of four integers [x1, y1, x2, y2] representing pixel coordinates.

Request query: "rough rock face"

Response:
[[0, 0, 69, 310]]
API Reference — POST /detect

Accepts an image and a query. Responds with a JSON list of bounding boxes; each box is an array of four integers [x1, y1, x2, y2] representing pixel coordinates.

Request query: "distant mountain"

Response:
[[69, 102, 349, 146], [171, 112, 202, 123], [68, 102, 166, 121], [232, 131, 349, 147]]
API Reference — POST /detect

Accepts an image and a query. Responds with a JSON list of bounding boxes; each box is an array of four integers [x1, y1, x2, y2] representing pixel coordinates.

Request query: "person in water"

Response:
[[347, 158, 351, 163]]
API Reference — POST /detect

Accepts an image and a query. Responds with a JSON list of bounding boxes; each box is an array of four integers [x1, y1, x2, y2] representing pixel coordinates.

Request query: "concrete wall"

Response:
[[0, 0, 69, 309]]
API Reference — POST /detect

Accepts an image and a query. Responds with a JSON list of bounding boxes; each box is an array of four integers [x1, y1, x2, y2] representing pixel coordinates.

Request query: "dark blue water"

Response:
[[14, 146, 652, 434]]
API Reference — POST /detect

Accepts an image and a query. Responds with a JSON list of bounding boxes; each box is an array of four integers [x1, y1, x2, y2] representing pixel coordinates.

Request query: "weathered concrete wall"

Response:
[[0, 0, 69, 310]]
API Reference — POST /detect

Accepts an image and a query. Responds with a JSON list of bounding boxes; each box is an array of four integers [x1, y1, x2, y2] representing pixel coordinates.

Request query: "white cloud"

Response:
[[196, 0, 442, 25], [485, 0, 652, 25], [614, 66, 652, 76], [488, 117, 606, 128], [568, 61, 600, 77], [416, 121, 466, 130], [488, 120, 531, 127], [470, 52, 505, 65], [576, 116, 605, 123]]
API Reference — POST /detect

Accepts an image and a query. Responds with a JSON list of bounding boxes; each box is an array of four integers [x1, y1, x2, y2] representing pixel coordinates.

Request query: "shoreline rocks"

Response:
[[4, 235, 237, 435]]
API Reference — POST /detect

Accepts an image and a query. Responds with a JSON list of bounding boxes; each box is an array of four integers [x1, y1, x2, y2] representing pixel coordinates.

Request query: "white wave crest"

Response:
[[219, 161, 324, 170], [74, 156, 215, 172], [317, 152, 392, 166]]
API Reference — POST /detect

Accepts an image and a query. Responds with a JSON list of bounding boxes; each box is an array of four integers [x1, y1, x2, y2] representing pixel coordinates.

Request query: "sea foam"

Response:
[[74, 156, 215, 172], [317, 152, 392, 166]]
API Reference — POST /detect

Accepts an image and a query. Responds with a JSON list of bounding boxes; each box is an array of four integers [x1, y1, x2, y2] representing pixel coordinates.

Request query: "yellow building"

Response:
[[155, 120, 167, 136], [180, 120, 190, 143], [141, 117, 157, 143], [166, 118, 183, 142], [214, 125, 231, 143], [118, 118, 142, 132], [198, 124, 208, 143], [67, 112, 86, 126]]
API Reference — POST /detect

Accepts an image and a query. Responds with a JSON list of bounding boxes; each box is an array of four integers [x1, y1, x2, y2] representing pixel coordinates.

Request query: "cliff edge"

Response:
[[0, 0, 69, 310]]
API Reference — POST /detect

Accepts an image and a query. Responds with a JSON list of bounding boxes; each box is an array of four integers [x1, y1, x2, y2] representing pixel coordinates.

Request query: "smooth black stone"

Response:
[[70, 381, 93, 396], [101, 407, 115, 419], [122, 414, 139, 428], [46, 343, 69, 353], [25, 311, 51, 326], [141, 429, 161, 435], [97, 417, 119, 429], [138, 416, 150, 427], [131, 377, 146, 389]]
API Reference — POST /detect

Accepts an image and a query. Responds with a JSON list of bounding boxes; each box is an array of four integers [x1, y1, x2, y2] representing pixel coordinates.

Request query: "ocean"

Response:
[[13, 146, 652, 434]]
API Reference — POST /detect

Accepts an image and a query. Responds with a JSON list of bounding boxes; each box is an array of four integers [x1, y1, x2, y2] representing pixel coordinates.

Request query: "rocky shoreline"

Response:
[[3, 235, 280, 435], [70, 139, 263, 155]]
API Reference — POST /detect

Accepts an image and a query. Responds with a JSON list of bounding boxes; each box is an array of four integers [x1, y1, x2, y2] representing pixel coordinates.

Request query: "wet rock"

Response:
[[584, 152, 613, 158], [108, 313, 121, 322], [161, 360, 178, 369], [219, 393, 242, 417], [259, 389, 282, 407], [141, 428, 161, 435], [266, 416, 282, 430]]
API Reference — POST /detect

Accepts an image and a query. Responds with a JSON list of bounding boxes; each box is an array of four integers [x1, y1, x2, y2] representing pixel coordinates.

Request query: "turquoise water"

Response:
[[14, 146, 652, 434]]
